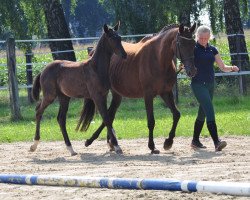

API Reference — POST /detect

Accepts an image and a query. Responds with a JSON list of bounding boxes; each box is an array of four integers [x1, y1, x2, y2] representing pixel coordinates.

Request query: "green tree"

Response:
[[0, 0, 75, 60], [100, 0, 178, 34], [71, 0, 113, 36], [0, 0, 33, 50], [100, 0, 205, 33], [0, 0, 47, 40]]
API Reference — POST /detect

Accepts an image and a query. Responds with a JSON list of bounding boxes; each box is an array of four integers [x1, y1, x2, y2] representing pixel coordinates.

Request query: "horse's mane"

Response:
[[156, 24, 179, 35], [139, 35, 154, 43], [139, 24, 179, 42]]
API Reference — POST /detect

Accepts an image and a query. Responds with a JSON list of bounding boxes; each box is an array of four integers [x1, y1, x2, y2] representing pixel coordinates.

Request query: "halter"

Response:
[[175, 32, 195, 63]]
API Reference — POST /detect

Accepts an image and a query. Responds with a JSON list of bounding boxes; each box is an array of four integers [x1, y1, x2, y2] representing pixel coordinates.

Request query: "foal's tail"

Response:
[[76, 99, 96, 132], [32, 73, 41, 101]]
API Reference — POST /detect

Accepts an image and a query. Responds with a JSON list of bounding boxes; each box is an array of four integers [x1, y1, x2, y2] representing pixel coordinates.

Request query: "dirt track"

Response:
[[0, 136, 249, 200]]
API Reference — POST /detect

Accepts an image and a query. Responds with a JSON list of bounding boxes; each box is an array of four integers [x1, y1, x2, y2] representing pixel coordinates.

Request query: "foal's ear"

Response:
[[114, 21, 120, 31], [179, 23, 184, 33], [190, 22, 196, 33], [103, 24, 109, 34]]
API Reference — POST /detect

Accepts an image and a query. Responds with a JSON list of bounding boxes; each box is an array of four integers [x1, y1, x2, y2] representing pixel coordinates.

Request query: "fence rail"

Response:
[[1, 71, 250, 91], [0, 33, 250, 119]]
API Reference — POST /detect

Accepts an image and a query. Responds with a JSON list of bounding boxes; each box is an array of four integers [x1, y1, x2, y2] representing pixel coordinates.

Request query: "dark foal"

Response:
[[30, 22, 127, 156], [80, 23, 197, 154]]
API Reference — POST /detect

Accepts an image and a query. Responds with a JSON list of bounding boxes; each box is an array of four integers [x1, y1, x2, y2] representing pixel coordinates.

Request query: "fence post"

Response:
[[6, 37, 22, 120], [235, 34, 245, 95], [25, 50, 33, 103], [87, 46, 93, 57]]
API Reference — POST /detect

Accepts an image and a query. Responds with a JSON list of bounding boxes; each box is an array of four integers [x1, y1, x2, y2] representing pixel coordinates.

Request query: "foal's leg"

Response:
[[57, 94, 77, 156], [85, 91, 122, 151], [144, 95, 160, 154], [160, 91, 181, 150], [105, 92, 122, 151], [94, 95, 122, 154], [30, 98, 54, 152]]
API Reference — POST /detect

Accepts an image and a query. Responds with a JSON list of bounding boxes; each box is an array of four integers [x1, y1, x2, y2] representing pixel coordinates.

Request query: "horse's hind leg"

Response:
[[30, 98, 54, 152], [144, 95, 160, 154], [85, 91, 122, 152], [160, 91, 181, 150], [57, 94, 77, 156]]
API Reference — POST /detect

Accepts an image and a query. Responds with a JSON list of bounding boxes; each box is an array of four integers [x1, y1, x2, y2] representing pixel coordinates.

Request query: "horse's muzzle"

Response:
[[121, 51, 127, 59], [184, 66, 197, 78]]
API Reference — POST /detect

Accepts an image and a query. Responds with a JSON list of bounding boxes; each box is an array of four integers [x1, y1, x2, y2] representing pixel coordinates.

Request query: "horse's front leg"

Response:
[[160, 91, 181, 150], [144, 95, 160, 154], [57, 94, 77, 156], [85, 91, 122, 149], [94, 94, 123, 154]]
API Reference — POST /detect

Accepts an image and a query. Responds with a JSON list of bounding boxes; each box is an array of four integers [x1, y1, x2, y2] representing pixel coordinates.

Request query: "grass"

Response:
[[0, 89, 249, 143]]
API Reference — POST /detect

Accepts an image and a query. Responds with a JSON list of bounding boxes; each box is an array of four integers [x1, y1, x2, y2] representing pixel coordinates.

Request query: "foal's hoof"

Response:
[[164, 139, 173, 150], [151, 149, 160, 154], [29, 145, 36, 152], [85, 139, 92, 147], [85, 140, 89, 147]]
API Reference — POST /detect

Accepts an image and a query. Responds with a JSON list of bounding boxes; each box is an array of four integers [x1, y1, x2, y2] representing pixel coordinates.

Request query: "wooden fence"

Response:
[[2, 35, 250, 120]]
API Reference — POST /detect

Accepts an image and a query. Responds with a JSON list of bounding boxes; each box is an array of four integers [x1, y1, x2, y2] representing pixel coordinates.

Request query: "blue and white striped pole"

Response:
[[0, 174, 249, 196]]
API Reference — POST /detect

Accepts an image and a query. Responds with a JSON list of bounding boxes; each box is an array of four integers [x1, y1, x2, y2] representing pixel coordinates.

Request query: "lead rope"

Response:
[[175, 33, 183, 75]]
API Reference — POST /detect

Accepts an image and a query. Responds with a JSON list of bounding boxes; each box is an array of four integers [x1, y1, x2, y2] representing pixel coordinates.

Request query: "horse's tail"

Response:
[[76, 99, 96, 132], [32, 73, 41, 101]]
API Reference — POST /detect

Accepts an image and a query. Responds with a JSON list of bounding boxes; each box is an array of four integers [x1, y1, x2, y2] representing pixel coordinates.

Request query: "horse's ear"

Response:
[[114, 21, 120, 31], [179, 23, 184, 33], [103, 24, 109, 34], [190, 22, 196, 33]]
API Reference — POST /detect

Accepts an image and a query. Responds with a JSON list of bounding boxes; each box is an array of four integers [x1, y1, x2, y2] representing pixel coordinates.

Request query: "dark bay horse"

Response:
[[78, 23, 197, 154], [30, 22, 127, 156]]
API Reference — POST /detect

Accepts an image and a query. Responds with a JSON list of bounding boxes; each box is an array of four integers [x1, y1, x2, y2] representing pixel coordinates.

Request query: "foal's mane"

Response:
[[88, 32, 112, 88]]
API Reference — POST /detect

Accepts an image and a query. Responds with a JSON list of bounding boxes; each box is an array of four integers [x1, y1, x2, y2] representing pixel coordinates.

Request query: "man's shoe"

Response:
[[191, 140, 207, 149], [215, 140, 227, 151]]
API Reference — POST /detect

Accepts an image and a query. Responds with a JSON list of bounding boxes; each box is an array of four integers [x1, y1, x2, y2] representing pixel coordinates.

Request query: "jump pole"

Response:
[[0, 174, 249, 196]]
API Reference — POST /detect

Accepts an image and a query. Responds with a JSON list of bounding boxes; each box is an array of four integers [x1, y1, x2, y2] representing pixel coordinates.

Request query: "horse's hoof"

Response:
[[114, 146, 123, 154], [107, 142, 115, 152], [151, 149, 160, 154], [71, 152, 78, 156], [116, 149, 123, 154], [164, 139, 173, 150], [66, 146, 77, 156]]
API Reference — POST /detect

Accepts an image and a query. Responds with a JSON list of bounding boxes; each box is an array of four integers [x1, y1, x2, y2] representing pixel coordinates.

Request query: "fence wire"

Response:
[[0, 33, 250, 91]]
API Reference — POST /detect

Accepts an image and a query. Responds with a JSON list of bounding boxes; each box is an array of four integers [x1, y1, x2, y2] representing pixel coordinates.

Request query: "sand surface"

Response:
[[0, 136, 249, 199]]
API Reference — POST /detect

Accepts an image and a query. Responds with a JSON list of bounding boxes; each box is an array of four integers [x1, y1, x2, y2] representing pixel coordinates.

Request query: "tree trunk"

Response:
[[223, 0, 250, 95], [42, 0, 76, 61], [62, 0, 71, 27]]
